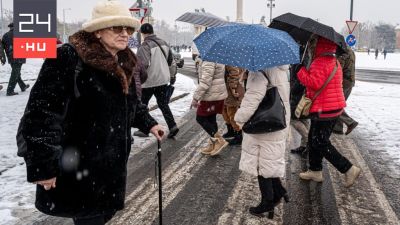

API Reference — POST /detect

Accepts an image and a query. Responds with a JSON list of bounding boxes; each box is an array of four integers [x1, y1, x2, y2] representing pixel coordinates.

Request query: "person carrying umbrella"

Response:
[[194, 23, 299, 219], [234, 65, 291, 218], [296, 36, 361, 187]]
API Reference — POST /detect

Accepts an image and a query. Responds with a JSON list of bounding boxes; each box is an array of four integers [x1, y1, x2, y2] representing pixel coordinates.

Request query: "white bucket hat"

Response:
[[82, 0, 141, 32]]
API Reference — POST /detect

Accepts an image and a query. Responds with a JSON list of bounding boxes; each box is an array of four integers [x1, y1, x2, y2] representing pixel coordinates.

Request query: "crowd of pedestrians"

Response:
[[1, 0, 364, 224]]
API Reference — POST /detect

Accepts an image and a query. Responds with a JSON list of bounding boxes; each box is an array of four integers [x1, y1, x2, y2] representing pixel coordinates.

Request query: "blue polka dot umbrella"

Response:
[[194, 24, 300, 71]]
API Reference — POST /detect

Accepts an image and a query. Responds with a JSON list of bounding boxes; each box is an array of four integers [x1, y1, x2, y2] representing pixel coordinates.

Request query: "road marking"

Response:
[[328, 135, 400, 225], [111, 130, 208, 224]]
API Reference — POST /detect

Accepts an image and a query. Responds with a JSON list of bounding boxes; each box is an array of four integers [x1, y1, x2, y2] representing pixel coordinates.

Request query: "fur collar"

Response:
[[69, 30, 137, 95]]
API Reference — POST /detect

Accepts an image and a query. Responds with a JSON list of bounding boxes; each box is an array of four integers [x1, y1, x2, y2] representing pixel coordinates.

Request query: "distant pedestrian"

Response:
[[383, 49, 387, 60], [297, 37, 361, 188], [222, 65, 245, 145], [136, 23, 180, 138], [1, 22, 30, 96], [234, 66, 291, 218], [375, 48, 379, 60], [333, 46, 358, 135], [18, 1, 164, 224], [367, 48, 370, 55], [192, 60, 228, 156], [0, 38, 5, 91]]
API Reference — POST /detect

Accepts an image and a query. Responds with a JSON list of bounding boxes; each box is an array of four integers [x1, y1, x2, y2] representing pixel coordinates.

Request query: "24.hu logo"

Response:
[[13, 0, 57, 58]]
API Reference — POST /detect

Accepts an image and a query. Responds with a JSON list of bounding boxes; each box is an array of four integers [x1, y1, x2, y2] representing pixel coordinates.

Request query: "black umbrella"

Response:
[[269, 13, 346, 51]]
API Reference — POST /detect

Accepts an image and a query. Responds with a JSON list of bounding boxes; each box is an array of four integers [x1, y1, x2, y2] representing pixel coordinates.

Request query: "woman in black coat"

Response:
[[19, 1, 164, 224]]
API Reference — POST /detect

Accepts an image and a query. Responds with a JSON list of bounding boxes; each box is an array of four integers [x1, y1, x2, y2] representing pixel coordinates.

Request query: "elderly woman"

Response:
[[234, 66, 290, 218], [18, 1, 163, 224]]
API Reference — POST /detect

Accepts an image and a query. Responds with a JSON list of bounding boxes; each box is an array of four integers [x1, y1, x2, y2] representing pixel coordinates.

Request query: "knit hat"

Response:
[[82, 0, 140, 33]]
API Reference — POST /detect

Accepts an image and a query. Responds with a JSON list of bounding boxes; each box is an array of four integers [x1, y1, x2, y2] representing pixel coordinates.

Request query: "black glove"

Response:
[[170, 76, 176, 85]]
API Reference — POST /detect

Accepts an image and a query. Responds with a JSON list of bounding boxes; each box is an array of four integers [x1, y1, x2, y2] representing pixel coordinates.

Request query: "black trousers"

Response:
[[308, 119, 352, 173], [196, 114, 218, 137], [73, 213, 115, 225], [142, 85, 176, 129], [7, 63, 26, 93], [334, 84, 356, 130]]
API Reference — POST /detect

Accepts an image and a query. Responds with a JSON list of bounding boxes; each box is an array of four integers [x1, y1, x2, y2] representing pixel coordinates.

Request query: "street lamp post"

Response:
[[63, 8, 71, 43], [350, 0, 354, 20], [267, 0, 275, 24]]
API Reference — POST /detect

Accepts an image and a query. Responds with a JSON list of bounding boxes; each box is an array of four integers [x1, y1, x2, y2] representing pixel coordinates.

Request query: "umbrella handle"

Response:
[[301, 40, 309, 64]]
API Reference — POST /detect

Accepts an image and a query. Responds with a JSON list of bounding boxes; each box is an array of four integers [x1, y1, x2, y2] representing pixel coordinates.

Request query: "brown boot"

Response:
[[200, 138, 215, 155], [210, 132, 228, 156]]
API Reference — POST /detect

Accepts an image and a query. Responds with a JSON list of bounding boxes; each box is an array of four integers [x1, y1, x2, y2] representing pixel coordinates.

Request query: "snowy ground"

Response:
[[355, 52, 400, 71], [0, 58, 196, 225], [346, 81, 400, 167]]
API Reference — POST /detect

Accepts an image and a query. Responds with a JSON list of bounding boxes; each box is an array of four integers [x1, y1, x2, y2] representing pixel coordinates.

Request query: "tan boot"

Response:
[[200, 138, 215, 155], [210, 132, 228, 156], [299, 170, 323, 182], [344, 166, 361, 188]]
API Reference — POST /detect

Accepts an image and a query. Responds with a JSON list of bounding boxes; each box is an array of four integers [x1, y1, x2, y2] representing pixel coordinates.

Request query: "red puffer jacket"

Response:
[[297, 37, 346, 118]]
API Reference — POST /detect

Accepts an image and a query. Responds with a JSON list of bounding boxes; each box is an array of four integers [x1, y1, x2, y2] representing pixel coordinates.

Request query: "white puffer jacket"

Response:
[[193, 61, 228, 101], [234, 66, 291, 178]]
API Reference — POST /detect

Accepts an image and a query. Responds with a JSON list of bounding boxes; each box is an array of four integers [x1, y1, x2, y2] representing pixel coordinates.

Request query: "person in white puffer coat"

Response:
[[234, 65, 290, 218]]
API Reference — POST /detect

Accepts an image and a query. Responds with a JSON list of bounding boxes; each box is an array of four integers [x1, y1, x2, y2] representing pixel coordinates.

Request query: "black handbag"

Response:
[[242, 70, 287, 134]]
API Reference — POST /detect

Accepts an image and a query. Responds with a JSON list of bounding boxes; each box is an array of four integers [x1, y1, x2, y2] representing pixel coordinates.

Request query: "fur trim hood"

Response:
[[69, 30, 137, 95]]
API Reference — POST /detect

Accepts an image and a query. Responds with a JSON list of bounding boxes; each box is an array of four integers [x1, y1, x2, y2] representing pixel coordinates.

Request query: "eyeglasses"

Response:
[[109, 26, 135, 35]]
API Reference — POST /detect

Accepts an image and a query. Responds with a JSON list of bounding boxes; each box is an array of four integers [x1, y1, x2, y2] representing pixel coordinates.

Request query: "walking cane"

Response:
[[157, 130, 164, 225]]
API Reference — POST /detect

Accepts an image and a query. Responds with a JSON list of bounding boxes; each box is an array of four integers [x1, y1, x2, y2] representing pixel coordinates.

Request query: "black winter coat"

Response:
[[20, 31, 157, 218], [1, 28, 26, 64]]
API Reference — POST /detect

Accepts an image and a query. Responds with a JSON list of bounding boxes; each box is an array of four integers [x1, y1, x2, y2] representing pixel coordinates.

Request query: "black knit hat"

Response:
[[8, 22, 13, 28], [140, 23, 154, 34]]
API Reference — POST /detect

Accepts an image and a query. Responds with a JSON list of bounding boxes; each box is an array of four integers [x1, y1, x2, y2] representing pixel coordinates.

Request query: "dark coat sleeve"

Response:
[[21, 45, 78, 182], [132, 102, 158, 135], [167, 48, 173, 66]]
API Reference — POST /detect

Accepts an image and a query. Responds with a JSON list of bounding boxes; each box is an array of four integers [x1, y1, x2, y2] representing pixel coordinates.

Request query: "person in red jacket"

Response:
[[297, 36, 361, 188]]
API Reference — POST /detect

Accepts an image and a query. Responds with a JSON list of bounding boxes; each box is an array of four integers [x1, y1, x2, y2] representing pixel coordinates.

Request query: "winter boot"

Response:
[[344, 165, 361, 187], [168, 125, 179, 139], [222, 124, 235, 139], [272, 178, 289, 206], [299, 170, 323, 182], [210, 132, 228, 156], [21, 84, 30, 92], [228, 130, 242, 146], [345, 121, 359, 135], [6, 91, 18, 96], [200, 138, 216, 155], [290, 146, 307, 155], [249, 176, 275, 219]]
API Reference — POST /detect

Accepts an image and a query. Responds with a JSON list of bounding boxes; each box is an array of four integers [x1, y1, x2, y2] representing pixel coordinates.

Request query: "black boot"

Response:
[[290, 146, 307, 155], [223, 124, 235, 139], [249, 176, 275, 219], [228, 130, 242, 145], [272, 178, 289, 206]]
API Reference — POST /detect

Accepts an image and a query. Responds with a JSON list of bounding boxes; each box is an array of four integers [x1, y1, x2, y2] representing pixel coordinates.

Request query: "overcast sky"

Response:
[[3, 0, 400, 31]]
